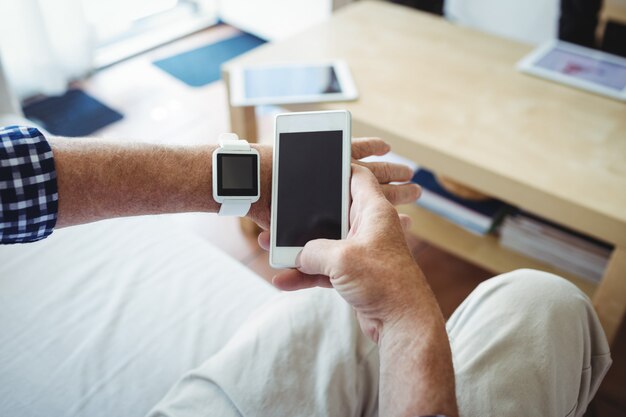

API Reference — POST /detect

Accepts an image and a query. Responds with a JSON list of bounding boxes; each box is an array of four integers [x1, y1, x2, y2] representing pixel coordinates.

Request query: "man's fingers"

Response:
[[380, 183, 421, 205], [350, 163, 388, 201], [356, 161, 414, 184], [258, 230, 270, 251], [260, 168, 418, 251], [399, 214, 412, 232], [272, 269, 332, 291], [351, 138, 390, 160]]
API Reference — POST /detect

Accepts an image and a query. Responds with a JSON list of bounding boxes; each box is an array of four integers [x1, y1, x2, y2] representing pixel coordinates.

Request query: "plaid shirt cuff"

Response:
[[0, 126, 58, 244]]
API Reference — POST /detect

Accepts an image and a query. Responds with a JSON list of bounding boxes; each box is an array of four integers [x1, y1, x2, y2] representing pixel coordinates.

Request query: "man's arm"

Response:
[[377, 273, 457, 417], [51, 137, 252, 227], [50, 137, 418, 229], [2, 125, 420, 242], [260, 165, 458, 417]]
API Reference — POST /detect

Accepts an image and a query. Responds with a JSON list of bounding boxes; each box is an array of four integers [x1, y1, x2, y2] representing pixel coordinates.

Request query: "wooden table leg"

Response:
[[222, 69, 259, 142], [229, 105, 258, 143], [593, 247, 626, 346], [222, 69, 262, 237]]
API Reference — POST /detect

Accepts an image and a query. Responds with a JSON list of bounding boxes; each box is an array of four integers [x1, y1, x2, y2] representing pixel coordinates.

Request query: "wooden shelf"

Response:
[[398, 204, 598, 297]]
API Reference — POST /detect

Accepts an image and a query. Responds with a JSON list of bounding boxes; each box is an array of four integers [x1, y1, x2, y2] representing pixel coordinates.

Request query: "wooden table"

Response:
[[222, 1, 626, 345]]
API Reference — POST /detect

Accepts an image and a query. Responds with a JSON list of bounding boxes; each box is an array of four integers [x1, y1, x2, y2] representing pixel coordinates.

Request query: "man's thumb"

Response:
[[297, 238, 341, 277]]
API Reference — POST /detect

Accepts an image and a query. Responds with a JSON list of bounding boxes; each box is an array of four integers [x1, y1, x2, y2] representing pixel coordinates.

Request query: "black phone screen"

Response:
[[276, 130, 343, 247]]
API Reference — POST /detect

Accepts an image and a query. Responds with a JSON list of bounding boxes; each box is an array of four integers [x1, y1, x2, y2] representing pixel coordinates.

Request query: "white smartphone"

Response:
[[270, 110, 352, 268]]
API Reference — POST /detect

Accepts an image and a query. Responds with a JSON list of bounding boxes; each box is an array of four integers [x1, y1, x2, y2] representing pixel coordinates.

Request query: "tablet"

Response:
[[229, 60, 358, 106], [517, 40, 626, 102]]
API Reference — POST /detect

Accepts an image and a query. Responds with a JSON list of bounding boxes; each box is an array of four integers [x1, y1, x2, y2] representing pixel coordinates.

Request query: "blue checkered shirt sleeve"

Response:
[[0, 126, 58, 243]]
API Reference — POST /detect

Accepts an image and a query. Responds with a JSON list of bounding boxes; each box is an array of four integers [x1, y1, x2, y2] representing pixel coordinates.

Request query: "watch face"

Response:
[[216, 153, 259, 197]]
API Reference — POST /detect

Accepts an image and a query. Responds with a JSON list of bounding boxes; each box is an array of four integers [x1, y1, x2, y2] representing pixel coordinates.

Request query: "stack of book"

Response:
[[499, 212, 612, 283], [411, 169, 509, 235]]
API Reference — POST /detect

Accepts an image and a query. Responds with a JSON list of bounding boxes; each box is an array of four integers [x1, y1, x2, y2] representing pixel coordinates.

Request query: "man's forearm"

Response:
[[378, 273, 458, 417], [50, 137, 271, 228]]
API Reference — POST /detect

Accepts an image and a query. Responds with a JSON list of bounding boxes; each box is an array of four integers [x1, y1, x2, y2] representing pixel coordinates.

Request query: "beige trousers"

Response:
[[150, 269, 612, 417]]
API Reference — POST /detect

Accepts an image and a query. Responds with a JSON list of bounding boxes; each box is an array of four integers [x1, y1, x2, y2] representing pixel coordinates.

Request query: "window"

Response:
[[84, 0, 218, 67]]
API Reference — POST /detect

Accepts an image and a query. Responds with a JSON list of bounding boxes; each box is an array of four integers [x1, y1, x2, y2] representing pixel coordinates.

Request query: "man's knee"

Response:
[[467, 268, 611, 378], [447, 268, 598, 349], [449, 269, 611, 417], [477, 268, 592, 320]]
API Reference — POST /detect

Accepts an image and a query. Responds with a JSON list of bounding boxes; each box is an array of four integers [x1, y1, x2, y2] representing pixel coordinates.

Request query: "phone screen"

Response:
[[276, 130, 343, 247]]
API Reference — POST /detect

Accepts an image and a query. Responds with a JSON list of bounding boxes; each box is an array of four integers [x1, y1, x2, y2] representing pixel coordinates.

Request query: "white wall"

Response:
[[0, 56, 22, 117], [219, 0, 337, 40], [445, 0, 560, 45]]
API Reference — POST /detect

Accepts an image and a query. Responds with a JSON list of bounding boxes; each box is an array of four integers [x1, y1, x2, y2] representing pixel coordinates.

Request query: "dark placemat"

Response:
[[153, 32, 266, 87], [23, 89, 123, 137]]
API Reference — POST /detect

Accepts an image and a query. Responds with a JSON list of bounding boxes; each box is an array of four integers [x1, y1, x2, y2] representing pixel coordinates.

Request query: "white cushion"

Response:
[[0, 214, 277, 417]]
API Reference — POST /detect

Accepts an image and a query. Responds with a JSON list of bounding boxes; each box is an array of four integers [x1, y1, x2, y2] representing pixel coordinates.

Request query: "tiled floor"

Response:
[[76, 25, 624, 416]]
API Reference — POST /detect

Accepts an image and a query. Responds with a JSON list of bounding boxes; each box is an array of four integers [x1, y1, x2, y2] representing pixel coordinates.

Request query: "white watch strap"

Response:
[[218, 200, 251, 217], [219, 133, 251, 151], [217, 133, 253, 217]]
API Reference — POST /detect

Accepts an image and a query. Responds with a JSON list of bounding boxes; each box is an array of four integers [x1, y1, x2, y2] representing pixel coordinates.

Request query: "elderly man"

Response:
[[0, 125, 612, 417]]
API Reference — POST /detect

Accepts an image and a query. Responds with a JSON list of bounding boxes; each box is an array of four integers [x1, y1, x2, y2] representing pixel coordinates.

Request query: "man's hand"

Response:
[[258, 165, 458, 417], [258, 164, 424, 340], [247, 138, 420, 230]]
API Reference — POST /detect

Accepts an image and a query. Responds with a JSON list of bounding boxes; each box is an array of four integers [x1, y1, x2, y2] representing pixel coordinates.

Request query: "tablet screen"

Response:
[[244, 65, 342, 99], [535, 47, 626, 91]]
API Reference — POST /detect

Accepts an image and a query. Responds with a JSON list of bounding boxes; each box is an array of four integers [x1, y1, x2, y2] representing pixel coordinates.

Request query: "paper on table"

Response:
[[360, 151, 418, 183]]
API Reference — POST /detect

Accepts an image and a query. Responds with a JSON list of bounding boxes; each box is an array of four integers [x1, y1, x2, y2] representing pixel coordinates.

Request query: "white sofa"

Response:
[[0, 214, 279, 416]]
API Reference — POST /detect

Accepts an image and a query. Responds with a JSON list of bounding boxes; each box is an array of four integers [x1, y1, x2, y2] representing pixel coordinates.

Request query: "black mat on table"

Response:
[[23, 89, 123, 137]]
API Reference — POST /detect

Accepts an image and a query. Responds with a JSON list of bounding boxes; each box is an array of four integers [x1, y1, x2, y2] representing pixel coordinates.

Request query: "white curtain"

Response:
[[0, 0, 94, 100]]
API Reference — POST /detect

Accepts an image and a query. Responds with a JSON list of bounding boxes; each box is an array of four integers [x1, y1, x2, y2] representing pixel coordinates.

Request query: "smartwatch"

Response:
[[212, 133, 260, 216]]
